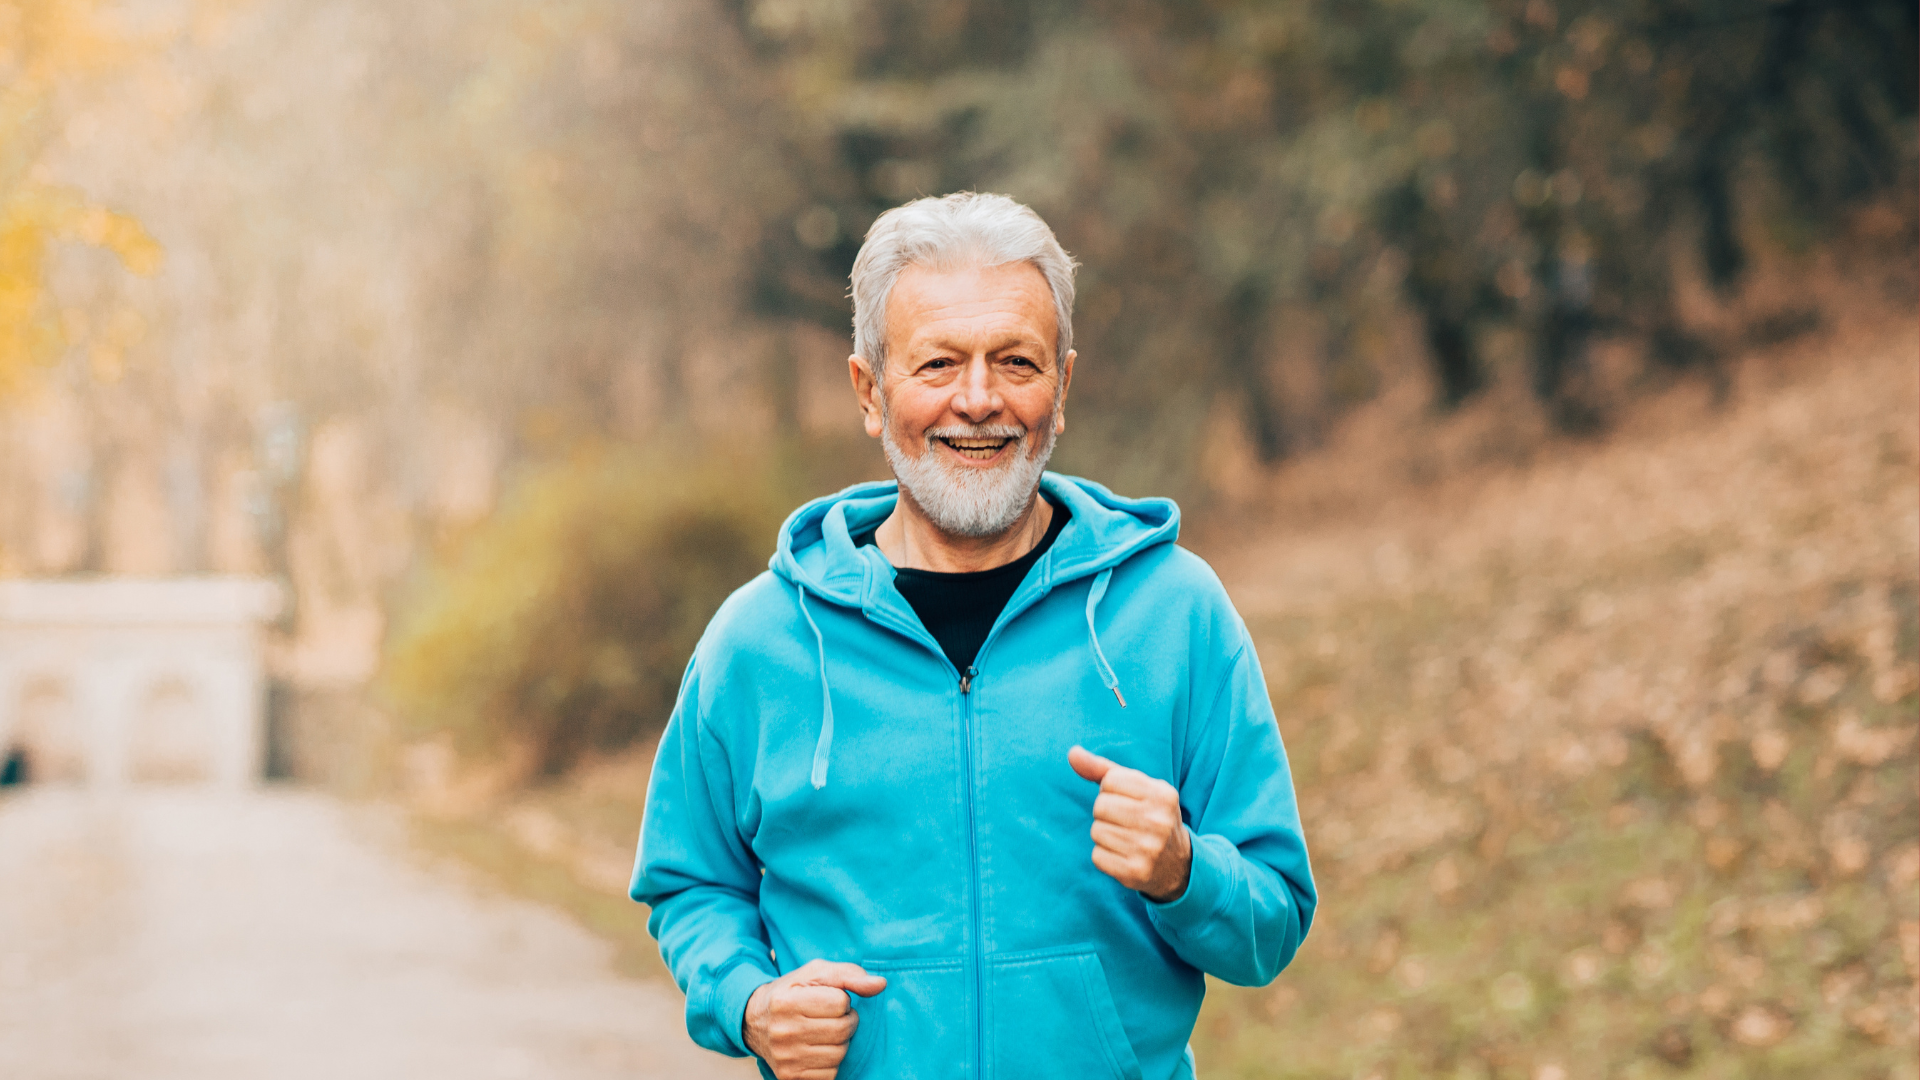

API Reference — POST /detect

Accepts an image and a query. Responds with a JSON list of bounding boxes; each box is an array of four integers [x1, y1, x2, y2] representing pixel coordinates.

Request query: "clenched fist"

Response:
[[1068, 745, 1191, 903], [743, 959, 887, 1080]]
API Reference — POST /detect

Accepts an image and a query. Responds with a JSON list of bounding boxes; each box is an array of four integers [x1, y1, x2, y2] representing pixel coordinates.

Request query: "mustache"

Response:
[[922, 424, 1028, 445]]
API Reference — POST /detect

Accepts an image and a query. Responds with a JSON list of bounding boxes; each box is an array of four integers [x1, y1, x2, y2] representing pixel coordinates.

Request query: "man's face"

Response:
[[850, 261, 1075, 537]]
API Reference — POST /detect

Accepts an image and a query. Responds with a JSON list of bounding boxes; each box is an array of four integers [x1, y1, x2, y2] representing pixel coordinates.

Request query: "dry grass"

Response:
[[1201, 320, 1918, 1079]]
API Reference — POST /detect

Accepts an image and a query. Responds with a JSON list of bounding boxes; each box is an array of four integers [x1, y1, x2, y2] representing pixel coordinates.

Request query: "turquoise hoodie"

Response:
[[633, 473, 1314, 1080]]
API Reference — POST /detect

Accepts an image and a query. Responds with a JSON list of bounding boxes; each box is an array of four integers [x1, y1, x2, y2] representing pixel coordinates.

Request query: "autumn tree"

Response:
[[0, 0, 160, 397], [725, 0, 1917, 483]]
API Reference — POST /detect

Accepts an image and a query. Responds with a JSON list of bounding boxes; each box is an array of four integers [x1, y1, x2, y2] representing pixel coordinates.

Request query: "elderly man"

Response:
[[632, 192, 1314, 1080]]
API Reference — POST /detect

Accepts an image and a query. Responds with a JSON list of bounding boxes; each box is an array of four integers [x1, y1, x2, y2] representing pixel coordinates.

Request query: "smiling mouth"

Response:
[[936, 435, 1016, 461]]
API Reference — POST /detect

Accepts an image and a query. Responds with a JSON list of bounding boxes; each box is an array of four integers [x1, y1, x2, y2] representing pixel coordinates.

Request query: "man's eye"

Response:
[[1008, 356, 1036, 368], [924, 359, 952, 370]]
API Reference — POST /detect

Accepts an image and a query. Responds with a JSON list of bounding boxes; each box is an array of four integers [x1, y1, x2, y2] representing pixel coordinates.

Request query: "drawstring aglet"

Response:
[[1086, 567, 1128, 711]]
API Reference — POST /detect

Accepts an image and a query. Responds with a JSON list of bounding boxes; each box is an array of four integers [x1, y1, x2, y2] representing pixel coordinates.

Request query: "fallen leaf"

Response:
[[1831, 711, 1913, 766], [1622, 877, 1677, 909], [1492, 971, 1535, 1012], [1730, 1003, 1792, 1047], [1750, 728, 1790, 771], [1651, 1025, 1693, 1065], [1846, 1002, 1891, 1044]]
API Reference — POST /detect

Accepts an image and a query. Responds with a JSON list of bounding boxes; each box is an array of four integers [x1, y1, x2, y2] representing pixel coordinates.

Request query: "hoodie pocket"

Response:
[[985, 947, 1143, 1080], [842, 956, 967, 1080]]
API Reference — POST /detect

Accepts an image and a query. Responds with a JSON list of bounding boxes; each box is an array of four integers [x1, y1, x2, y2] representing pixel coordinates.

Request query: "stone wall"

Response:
[[0, 579, 281, 788]]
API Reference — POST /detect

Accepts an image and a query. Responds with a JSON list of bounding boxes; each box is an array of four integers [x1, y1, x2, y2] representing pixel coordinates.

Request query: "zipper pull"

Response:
[[960, 665, 978, 694]]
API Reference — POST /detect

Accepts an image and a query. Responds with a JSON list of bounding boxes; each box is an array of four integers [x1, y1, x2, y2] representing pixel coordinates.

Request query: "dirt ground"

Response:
[[0, 786, 755, 1080]]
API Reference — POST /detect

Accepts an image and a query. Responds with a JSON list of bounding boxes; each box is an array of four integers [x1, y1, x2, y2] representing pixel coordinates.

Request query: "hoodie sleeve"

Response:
[[1142, 629, 1317, 986], [631, 661, 773, 1058]]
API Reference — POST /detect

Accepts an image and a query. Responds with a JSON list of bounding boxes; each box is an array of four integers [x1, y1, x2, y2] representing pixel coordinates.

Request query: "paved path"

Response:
[[0, 787, 756, 1080]]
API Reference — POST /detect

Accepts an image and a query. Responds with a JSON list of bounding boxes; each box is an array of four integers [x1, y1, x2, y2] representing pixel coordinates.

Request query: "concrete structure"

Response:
[[0, 578, 282, 788]]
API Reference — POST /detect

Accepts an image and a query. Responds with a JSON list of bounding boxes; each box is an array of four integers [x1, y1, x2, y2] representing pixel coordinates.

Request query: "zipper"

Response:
[[954, 590, 1049, 1080], [959, 663, 983, 1078], [865, 564, 1060, 1080]]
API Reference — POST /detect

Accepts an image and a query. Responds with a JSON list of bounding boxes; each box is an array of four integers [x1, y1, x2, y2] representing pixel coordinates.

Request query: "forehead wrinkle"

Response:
[[882, 261, 1059, 362]]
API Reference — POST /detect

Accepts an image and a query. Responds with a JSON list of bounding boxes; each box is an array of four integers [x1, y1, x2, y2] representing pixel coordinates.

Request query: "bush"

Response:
[[383, 451, 786, 776]]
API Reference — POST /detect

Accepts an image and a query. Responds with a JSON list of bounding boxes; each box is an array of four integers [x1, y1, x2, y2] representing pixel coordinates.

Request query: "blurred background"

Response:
[[0, 0, 1914, 1077]]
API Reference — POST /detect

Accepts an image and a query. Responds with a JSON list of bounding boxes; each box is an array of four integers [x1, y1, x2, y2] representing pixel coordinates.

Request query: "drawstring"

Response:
[[797, 584, 836, 789], [1086, 568, 1127, 708], [801, 565, 1125, 789]]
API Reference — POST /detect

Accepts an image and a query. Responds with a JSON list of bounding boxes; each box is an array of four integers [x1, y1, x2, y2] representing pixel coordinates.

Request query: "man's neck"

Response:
[[874, 490, 1053, 573]]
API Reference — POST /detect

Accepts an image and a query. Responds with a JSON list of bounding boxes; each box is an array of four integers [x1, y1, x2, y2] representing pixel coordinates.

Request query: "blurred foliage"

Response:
[[151, 0, 1910, 527], [732, 0, 1918, 482], [382, 451, 786, 776], [343, 0, 807, 439], [22, 0, 1903, 587], [0, 0, 161, 397]]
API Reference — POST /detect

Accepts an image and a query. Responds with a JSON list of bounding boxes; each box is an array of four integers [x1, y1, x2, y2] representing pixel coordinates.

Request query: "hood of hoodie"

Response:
[[770, 471, 1179, 608]]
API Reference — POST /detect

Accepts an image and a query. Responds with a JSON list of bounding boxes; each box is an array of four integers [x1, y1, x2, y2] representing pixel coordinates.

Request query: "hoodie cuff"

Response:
[[1144, 828, 1236, 932], [708, 960, 776, 1058]]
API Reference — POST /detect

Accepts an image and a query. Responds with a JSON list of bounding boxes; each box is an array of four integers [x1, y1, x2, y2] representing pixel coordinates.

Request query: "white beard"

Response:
[[881, 410, 1057, 539]]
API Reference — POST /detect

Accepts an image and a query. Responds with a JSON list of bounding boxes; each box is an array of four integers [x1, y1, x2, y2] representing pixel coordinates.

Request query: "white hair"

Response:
[[850, 192, 1078, 381]]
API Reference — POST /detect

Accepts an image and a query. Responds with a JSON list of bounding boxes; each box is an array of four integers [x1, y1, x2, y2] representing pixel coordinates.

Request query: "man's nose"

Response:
[[949, 356, 1003, 424]]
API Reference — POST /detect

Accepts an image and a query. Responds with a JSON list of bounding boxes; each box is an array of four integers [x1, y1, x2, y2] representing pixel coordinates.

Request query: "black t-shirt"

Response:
[[854, 494, 1070, 673]]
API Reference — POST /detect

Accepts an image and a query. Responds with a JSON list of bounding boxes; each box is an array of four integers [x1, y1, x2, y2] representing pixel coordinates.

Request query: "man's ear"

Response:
[[849, 355, 885, 438], [1053, 349, 1076, 433]]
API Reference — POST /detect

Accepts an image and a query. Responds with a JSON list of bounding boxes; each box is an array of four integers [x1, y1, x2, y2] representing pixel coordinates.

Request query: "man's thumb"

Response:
[[1068, 745, 1112, 783], [810, 962, 888, 998], [842, 972, 888, 998]]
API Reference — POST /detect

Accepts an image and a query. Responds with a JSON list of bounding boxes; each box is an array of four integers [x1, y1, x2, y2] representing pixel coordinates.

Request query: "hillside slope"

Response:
[[1203, 327, 1918, 1079]]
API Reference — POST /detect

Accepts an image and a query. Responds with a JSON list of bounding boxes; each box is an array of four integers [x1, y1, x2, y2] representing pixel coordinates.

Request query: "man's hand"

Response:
[[743, 959, 887, 1080], [1068, 745, 1192, 902]]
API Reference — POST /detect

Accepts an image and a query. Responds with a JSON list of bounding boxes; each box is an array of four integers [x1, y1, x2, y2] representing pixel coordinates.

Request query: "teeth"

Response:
[[942, 438, 1010, 451]]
